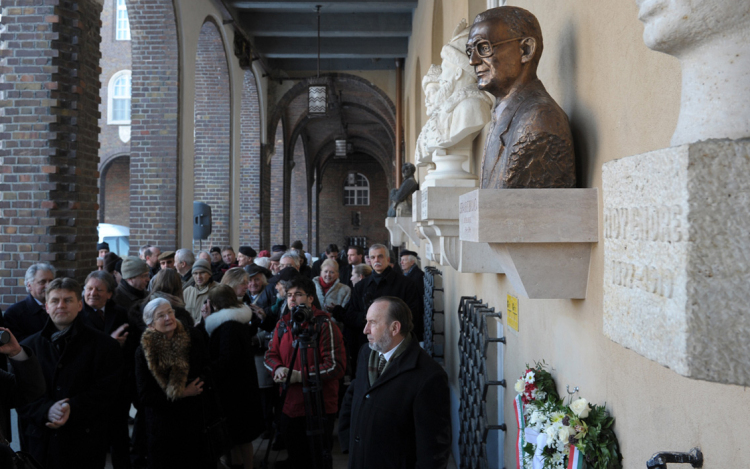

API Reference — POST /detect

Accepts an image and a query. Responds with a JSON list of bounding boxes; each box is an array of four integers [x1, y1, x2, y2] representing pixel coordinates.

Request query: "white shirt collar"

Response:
[[380, 337, 404, 362]]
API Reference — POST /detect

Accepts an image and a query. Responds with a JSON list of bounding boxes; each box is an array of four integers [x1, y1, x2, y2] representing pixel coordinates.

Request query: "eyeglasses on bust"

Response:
[[466, 37, 525, 58]]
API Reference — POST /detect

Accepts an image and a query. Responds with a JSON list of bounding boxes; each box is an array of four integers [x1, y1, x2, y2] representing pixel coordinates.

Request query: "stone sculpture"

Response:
[[423, 20, 493, 183], [414, 64, 442, 170], [387, 163, 419, 217], [468, 7, 576, 189], [636, 0, 750, 145]]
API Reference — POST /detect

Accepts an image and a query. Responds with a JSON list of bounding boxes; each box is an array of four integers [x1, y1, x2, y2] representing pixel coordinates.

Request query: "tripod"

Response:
[[261, 319, 333, 469]]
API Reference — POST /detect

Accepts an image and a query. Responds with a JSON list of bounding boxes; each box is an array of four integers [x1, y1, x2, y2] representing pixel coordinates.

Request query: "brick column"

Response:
[[127, 0, 179, 253], [240, 69, 261, 248], [0, 0, 103, 306]]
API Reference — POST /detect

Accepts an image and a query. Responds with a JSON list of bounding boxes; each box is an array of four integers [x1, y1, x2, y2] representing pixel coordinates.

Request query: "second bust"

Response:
[[468, 6, 576, 189]]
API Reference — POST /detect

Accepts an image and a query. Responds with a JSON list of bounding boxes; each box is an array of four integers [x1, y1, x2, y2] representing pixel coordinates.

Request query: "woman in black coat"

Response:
[[135, 298, 213, 469], [203, 285, 264, 469]]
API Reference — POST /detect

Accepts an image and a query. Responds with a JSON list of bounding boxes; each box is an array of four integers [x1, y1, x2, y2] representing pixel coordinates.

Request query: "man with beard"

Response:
[[414, 63, 442, 170], [339, 297, 450, 469], [334, 244, 422, 377]]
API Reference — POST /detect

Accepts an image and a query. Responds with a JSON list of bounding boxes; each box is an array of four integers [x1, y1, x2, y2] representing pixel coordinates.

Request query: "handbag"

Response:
[[200, 375, 232, 463]]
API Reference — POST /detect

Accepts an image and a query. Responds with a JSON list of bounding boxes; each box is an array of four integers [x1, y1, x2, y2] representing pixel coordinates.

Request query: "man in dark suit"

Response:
[[340, 297, 451, 469], [3, 263, 56, 342], [311, 244, 343, 278], [338, 245, 364, 288], [400, 250, 425, 299], [20, 277, 122, 469]]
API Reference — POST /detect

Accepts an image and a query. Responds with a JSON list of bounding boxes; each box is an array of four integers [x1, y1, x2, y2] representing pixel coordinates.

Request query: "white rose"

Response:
[[558, 425, 572, 443], [515, 379, 526, 394], [570, 398, 590, 418], [544, 425, 557, 444]]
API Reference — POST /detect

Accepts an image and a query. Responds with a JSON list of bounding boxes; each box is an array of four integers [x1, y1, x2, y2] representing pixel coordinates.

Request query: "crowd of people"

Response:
[[0, 238, 451, 469]]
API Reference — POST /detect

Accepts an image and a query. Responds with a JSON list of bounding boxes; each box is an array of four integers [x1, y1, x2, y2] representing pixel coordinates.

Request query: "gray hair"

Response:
[[175, 249, 195, 266], [403, 254, 418, 265], [143, 298, 171, 326], [280, 251, 301, 269], [368, 244, 390, 261], [24, 263, 56, 290], [84, 270, 117, 293]]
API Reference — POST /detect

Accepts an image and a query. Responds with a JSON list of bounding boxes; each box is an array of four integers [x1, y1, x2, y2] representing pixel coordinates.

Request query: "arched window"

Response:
[[344, 172, 370, 206], [116, 0, 131, 41], [108, 70, 131, 125]]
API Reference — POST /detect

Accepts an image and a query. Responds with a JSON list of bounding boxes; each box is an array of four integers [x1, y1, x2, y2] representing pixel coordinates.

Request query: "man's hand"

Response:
[[110, 323, 129, 347], [273, 367, 289, 383], [289, 370, 302, 384], [46, 399, 70, 429], [0, 327, 23, 358], [249, 304, 266, 320], [183, 377, 204, 397]]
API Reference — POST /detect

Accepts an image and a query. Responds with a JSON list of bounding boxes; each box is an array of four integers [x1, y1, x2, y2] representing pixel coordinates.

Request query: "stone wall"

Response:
[[127, 0, 179, 253], [0, 0, 103, 306]]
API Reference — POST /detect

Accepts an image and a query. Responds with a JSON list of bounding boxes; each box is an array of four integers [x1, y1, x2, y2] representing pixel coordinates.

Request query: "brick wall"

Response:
[[317, 154, 389, 251], [0, 0, 103, 307], [311, 172, 318, 254], [270, 122, 285, 245], [127, 0, 179, 253], [240, 69, 261, 248], [192, 20, 231, 252], [102, 156, 130, 226], [98, 0, 131, 224], [289, 135, 308, 248]]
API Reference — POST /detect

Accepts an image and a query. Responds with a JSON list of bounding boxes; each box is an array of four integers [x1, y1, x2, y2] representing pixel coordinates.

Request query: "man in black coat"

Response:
[[340, 297, 451, 469], [335, 244, 423, 376], [400, 250, 425, 298], [311, 244, 344, 278], [338, 245, 364, 288], [113, 257, 149, 313], [19, 277, 123, 469], [3, 263, 56, 342]]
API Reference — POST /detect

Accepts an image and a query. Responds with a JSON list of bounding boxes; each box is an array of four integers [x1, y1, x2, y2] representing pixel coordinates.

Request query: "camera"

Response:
[[291, 304, 314, 325], [0, 330, 10, 346]]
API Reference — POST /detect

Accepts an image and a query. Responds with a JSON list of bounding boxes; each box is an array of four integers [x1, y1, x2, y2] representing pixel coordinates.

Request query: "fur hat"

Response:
[[121, 256, 148, 280]]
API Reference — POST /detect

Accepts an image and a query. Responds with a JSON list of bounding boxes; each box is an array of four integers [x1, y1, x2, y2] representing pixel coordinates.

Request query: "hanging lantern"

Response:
[[335, 139, 347, 158], [309, 85, 327, 114]]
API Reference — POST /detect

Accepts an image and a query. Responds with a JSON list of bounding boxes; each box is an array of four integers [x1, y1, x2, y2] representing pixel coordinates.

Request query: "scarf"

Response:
[[319, 277, 335, 295], [141, 321, 191, 401], [367, 334, 412, 386]]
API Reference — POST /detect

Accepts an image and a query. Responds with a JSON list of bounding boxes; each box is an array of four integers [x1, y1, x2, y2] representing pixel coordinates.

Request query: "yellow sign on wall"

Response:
[[507, 294, 519, 332]]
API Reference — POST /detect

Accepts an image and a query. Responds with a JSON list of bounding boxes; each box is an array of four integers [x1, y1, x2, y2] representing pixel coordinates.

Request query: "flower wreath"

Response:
[[513, 362, 622, 469]]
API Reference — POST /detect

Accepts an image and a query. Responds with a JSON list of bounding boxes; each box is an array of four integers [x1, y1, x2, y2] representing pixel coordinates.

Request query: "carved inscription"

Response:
[[459, 197, 477, 237], [610, 260, 674, 299], [603, 205, 684, 242]]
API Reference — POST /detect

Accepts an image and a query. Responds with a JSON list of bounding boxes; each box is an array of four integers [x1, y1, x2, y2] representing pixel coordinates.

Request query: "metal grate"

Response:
[[423, 266, 444, 365], [345, 236, 367, 249], [458, 296, 507, 469]]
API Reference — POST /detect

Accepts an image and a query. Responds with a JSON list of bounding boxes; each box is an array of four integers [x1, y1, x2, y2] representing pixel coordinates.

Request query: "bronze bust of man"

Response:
[[387, 163, 419, 217], [468, 7, 575, 189]]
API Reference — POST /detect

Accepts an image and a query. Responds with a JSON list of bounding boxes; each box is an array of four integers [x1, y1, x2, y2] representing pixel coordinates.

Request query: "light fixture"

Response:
[[308, 5, 327, 115], [335, 139, 347, 158]]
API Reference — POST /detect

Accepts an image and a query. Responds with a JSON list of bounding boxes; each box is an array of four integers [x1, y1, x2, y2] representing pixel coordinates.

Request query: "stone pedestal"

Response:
[[459, 189, 598, 299], [603, 139, 750, 386], [385, 216, 421, 248], [422, 143, 477, 187]]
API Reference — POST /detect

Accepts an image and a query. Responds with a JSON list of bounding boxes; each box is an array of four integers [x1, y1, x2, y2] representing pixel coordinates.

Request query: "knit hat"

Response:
[[258, 250, 270, 258], [97, 242, 110, 251], [291, 240, 303, 250], [121, 256, 148, 280], [239, 246, 257, 258], [192, 258, 212, 274]]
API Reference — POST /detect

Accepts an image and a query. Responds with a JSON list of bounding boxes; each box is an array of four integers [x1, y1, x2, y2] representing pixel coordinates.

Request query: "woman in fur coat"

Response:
[[135, 298, 213, 469], [313, 258, 351, 312], [203, 285, 265, 469]]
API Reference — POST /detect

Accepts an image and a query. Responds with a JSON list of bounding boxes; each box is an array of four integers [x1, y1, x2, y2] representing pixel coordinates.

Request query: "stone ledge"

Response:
[[602, 139, 750, 386], [458, 188, 599, 299]]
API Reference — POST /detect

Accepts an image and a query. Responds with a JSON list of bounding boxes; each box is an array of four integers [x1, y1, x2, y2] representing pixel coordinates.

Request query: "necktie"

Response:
[[377, 354, 387, 378], [96, 309, 105, 323]]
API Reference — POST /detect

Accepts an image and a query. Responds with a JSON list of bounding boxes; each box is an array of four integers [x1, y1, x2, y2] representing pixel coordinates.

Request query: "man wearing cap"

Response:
[[268, 251, 283, 276], [175, 249, 196, 290], [158, 251, 175, 270], [237, 246, 257, 268], [183, 258, 218, 323], [97, 242, 110, 259], [114, 256, 150, 312], [400, 250, 424, 298], [209, 246, 227, 282], [244, 265, 268, 305]]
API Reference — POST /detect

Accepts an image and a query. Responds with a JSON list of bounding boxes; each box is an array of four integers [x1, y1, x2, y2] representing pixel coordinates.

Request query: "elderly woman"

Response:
[[350, 263, 373, 287], [135, 298, 212, 468], [313, 259, 351, 311], [202, 285, 264, 469], [129, 269, 194, 344], [184, 258, 218, 323]]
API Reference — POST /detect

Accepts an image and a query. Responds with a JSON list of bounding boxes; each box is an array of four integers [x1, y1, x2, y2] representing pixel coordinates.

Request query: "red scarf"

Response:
[[319, 277, 334, 295]]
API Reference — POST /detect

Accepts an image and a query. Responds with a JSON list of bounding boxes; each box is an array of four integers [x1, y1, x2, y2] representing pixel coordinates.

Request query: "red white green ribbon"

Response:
[[567, 445, 586, 469], [514, 394, 525, 469]]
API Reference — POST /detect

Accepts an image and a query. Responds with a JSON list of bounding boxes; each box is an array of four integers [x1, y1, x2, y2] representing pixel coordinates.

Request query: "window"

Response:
[[116, 0, 131, 41], [344, 173, 370, 206], [108, 70, 131, 125]]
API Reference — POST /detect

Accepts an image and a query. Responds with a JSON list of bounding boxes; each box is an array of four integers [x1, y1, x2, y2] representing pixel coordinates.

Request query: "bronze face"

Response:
[[467, 20, 525, 99]]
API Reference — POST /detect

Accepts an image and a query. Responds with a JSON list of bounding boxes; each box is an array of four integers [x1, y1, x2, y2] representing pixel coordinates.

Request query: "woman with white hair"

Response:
[[313, 258, 351, 311], [135, 298, 213, 468]]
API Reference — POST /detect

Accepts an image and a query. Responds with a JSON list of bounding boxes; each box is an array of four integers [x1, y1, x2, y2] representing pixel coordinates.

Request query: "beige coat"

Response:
[[183, 281, 217, 323]]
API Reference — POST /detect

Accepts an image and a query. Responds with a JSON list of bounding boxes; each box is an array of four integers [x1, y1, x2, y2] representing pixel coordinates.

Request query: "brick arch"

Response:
[[127, 0, 180, 253], [240, 69, 262, 248], [100, 155, 131, 227], [193, 19, 231, 251]]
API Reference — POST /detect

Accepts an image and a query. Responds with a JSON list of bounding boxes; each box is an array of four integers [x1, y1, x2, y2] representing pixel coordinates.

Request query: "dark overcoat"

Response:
[[19, 316, 122, 469], [341, 338, 451, 469], [3, 294, 48, 342], [405, 265, 425, 299]]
